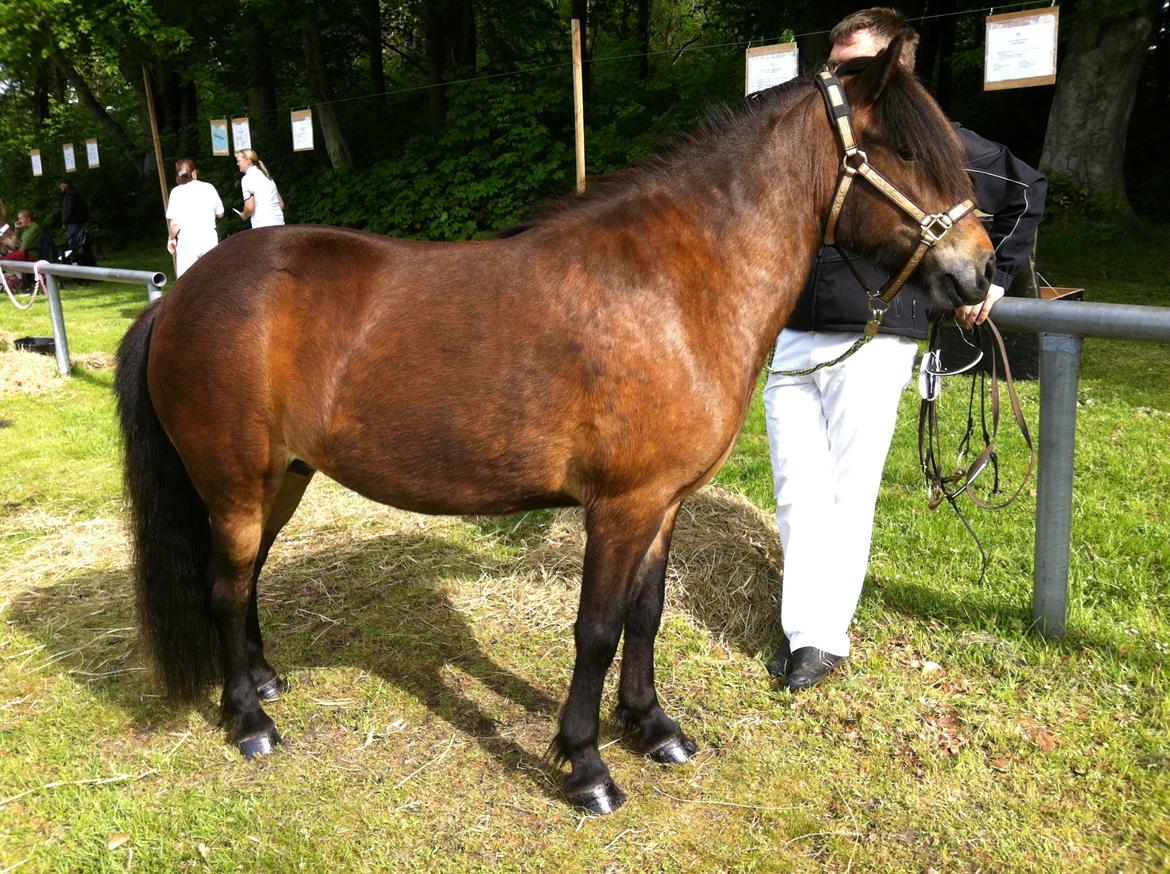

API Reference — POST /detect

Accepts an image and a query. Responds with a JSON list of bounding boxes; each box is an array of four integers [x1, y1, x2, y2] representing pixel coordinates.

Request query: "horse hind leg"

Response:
[[550, 493, 672, 814], [614, 501, 697, 765], [208, 498, 281, 758], [247, 465, 315, 702]]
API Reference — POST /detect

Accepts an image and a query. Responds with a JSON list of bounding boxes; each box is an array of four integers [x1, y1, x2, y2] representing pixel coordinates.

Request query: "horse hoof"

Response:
[[238, 732, 281, 759], [256, 677, 289, 700], [569, 779, 627, 815], [649, 736, 697, 765]]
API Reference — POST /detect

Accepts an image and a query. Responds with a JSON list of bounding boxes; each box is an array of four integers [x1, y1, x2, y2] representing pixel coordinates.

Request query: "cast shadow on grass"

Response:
[[8, 528, 568, 802], [875, 576, 1159, 670]]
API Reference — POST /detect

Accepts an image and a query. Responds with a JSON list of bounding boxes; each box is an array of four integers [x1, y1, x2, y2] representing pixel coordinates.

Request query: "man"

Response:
[[764, 7, 1047, 691], [58, 179, 93, 264]]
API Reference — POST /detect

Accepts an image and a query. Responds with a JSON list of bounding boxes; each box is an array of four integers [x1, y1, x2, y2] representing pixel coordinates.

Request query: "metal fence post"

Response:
[[41, 270, 72, 377], [1033, 332, 1083, 638]]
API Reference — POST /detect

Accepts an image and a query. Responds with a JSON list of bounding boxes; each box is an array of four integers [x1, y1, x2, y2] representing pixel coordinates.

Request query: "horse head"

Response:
[[826, 38, 994, 311]]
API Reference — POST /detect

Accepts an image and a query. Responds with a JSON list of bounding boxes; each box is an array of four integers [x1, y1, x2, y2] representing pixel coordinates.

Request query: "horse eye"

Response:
[[896, 147, 918, 162]]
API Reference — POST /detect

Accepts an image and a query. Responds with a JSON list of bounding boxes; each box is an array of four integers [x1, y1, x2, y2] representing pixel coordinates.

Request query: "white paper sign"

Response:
[[231, 117, 252, 152], [30, 149, 43, 177], [63, 143, 76, 173], [985, 8, 1059, 90], [291, 109, 314, 152], [746, 42, 799, 96], [85, 137, 100, 168], [210, 119, 230, 156]]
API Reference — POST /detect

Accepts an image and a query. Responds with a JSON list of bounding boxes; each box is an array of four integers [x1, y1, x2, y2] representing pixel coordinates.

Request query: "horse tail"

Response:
[[115, 303, 219, 703]]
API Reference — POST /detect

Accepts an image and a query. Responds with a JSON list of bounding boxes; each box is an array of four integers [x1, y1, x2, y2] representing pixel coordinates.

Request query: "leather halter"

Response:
[[814, 67, 976, 338]]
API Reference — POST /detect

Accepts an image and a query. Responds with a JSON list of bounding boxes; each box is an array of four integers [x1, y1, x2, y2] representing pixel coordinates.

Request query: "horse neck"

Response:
[[640, 94, 838, 372]]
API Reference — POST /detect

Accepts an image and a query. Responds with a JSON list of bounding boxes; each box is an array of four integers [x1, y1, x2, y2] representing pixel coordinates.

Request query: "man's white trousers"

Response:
[[762, 329, 918, 657]]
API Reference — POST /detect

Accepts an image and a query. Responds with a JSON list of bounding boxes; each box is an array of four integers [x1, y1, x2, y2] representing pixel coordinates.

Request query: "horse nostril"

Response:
[[982, 254, 995, 285]]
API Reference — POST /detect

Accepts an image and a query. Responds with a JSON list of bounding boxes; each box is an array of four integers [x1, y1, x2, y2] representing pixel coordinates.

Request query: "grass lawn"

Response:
[[1, 220, 1168, 872]]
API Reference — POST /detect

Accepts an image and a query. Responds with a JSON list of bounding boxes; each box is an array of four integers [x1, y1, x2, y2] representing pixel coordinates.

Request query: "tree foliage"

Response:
[[0, 0, 1164, 249]]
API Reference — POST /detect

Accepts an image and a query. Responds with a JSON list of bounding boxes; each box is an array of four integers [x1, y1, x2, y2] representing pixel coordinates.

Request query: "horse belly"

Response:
[[317, 422, 578, 516]]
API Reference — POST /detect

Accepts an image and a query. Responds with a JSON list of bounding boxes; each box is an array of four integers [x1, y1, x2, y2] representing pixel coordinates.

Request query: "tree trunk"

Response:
[[1039, 6, 1159, 202], [637, 0, 649, 80], [303, 20, 355, 170], [422, 0, 477, 129], [361, 0, 386, 104], [571, 0, 592, 96], [246, 22, 278, 150], [56, 54, 145, 177]]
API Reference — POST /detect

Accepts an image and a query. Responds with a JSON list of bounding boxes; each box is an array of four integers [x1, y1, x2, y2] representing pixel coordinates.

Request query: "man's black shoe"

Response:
[[785, 647, 845, 692], [765, 638, 791, 678]]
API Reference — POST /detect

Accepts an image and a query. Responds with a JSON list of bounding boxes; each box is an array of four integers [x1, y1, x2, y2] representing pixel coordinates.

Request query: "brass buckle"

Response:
[[920, 212, 955, 245]]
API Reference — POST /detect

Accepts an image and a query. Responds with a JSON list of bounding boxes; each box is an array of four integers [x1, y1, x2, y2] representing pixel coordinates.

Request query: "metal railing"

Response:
[[990, 296, 1170, 638], [4, 260, 166, 377]]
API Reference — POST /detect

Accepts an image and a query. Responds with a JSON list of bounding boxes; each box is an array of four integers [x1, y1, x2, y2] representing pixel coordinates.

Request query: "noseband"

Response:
[[815, 67, 975, 338]]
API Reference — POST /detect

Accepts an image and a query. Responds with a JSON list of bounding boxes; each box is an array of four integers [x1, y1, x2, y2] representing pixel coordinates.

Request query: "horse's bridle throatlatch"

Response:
[[769, 67, 976, 378]]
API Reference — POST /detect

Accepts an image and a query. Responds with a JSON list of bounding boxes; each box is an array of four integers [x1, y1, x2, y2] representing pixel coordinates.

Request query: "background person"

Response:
[[165, 159, 225, 278], [15, 209, 45, 259], [0, 201, 24, 287], [763, 7, 1047, 692], [235, 149, 284, 228], [58, 179, 89, 252]]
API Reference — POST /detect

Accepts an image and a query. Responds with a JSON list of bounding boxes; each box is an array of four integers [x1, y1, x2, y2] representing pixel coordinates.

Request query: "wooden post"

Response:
[[571, 19, 586, 193], [142, 66, 169, 212]]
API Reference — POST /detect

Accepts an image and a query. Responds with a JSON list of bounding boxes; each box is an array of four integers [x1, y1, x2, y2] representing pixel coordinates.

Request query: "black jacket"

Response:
[[61, 188, 89, 226], [787, 124, 1048, 340]]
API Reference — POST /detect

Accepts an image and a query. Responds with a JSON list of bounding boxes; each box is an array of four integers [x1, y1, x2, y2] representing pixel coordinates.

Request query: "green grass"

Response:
[[2, 221, 1168, 872]]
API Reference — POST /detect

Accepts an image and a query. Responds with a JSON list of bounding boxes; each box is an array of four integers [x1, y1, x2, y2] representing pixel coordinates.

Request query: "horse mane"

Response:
[[497, 77, 817, 237], [498, 58, 967, 238]]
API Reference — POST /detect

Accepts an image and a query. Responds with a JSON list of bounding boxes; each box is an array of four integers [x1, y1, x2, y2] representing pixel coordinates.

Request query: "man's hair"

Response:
[[831, 7, 920, 69], [17, 209, 32, 221]]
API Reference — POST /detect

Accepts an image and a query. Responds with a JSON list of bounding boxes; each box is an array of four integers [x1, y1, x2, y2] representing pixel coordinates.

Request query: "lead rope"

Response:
[[917, 316, 1036, 582], [2, 261, 43, 311]]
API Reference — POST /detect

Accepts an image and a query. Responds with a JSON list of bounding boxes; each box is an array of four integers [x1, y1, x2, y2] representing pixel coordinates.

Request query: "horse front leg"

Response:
[[551, 496, 668, 814], [614, 502, 697, 765]]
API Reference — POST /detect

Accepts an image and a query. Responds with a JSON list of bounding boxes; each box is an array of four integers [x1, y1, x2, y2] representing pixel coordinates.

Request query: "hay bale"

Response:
[[0, 348, 64, 396]]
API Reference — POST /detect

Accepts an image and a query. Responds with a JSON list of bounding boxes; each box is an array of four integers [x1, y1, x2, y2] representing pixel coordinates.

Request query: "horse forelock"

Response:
[[858, 66, 969, 199]]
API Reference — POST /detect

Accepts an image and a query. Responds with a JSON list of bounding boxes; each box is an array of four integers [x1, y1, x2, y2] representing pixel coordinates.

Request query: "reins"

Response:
[[768, 66, 975, 378], [917, 316, 1036, 580]]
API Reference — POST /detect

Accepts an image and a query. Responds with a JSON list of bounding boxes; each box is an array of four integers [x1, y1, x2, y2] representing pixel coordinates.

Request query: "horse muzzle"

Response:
[[926, 239, 994, 310]]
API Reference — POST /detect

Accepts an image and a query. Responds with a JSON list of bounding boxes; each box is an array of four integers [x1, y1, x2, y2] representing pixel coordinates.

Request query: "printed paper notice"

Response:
[[30, 149, 43, 177], [985, 8, 1059, 90], [63, 143, 77, 173], [746, 43, 799, 96], [291, 109, 314, 152], [86, 137, 100, 168], [231, 117, 252, 152], [210, 119, 230, 156]]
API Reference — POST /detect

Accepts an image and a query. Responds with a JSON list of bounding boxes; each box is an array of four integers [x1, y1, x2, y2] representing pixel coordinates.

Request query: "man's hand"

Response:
[[955, 283, 1004, 329]]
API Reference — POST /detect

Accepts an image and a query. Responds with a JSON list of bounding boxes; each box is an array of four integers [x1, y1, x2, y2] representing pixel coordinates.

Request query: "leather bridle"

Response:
[[768, 68, 977, 378], [814, 67, 976, 339]]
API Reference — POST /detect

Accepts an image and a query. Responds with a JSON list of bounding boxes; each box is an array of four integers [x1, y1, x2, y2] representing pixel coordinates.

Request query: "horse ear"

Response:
[[854, 34, 906, 106]]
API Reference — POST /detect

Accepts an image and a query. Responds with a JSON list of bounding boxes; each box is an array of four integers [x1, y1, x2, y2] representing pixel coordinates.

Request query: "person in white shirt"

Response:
[[235, 149, 285, 229], [166, 159, 225, 278]]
